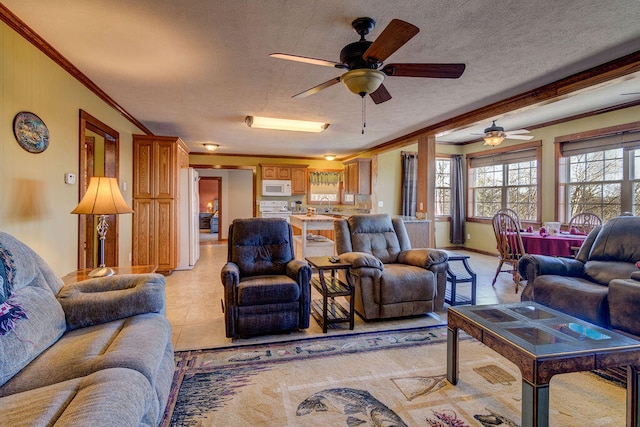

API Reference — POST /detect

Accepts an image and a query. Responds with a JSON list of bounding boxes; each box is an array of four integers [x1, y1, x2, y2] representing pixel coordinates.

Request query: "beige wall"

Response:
[[461, 105, 640, 255], [1, 21, 145, 276], [196, 168, 254, 240]]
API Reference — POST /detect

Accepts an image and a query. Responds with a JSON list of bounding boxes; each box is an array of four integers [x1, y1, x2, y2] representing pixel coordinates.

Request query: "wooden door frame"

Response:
[[78, 110, 120, 269]]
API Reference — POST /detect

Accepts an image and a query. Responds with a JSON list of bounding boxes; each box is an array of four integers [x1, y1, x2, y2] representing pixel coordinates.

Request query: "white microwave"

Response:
[[262, 179, 292, 196]]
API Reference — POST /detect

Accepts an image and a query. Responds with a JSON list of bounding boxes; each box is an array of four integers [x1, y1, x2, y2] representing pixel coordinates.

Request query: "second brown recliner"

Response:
[[334, 214, 449, 320]]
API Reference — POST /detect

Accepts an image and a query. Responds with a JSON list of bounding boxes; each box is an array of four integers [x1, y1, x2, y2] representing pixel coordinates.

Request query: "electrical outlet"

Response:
[[419, 202, 424, 210], [378, 201, 384, 207], [467, 233, 471, 240]]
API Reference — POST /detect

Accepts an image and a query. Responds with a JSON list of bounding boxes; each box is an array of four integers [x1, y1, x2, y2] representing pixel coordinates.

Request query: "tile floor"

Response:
[[165, 239, 521, 352]]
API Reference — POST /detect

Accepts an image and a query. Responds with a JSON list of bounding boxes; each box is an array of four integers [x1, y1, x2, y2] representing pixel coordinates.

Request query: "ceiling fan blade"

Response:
[[505, 129, 530, 135], [363, 19, 419, 62], [270, 53, 344, 68], [382, 63, 466, 79], [292, 77, 341, 98], [505, 134, 534, 140], [369, 84, 392, 104]]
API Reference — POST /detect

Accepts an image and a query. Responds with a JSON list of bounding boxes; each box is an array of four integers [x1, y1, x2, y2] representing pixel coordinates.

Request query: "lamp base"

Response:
[[88, 267, 115, 278]]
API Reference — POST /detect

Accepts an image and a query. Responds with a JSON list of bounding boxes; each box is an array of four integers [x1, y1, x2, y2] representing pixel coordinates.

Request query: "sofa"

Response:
[[0, 232, 174, 426], [518, 215, 640, 337], [221, 218, 312, 338], [334, 214, 449, 320]]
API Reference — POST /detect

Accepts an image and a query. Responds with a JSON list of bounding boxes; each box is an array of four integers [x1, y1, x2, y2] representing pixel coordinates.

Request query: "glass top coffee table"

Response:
[[447, 302, 640, 427]]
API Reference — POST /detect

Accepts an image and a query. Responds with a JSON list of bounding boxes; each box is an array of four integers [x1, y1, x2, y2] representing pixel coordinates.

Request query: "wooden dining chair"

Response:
[[496, 208, 522, 230], [491, 212, 527, 292], [569, 212, 602, 235], [568, 212, 602, 257]]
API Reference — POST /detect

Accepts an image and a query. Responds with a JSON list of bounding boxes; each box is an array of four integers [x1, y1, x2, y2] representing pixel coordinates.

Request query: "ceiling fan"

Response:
[[476, 120, 533, 146], [270, 17, 466, 104]]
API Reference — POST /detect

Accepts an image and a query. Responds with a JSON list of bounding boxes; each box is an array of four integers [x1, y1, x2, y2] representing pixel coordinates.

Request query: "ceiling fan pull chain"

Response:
[[362, 95, 366, 134]]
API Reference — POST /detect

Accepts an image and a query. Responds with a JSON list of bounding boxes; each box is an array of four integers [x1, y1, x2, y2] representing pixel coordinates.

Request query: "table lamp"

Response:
[[71, 177, 133, 277]]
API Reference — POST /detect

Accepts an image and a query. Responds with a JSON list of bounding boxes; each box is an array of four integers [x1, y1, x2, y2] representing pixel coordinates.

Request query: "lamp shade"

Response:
[[340, 69, 385, 96], [483, 131, 506, 146], [71, 177, 133, 215]]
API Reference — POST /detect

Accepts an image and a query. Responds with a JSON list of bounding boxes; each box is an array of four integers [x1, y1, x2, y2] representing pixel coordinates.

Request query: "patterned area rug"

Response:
[[161, 325, 625, 426]]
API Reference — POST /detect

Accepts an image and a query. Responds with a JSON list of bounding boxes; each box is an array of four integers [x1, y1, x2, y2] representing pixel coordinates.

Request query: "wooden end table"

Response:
[[305, 256, 354, 333], [62, 265, 158, 285], [447, 302, 640, 427]]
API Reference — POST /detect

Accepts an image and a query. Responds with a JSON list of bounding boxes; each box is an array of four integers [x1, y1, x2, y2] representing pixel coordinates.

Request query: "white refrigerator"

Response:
[[176, 167, 200, 270]]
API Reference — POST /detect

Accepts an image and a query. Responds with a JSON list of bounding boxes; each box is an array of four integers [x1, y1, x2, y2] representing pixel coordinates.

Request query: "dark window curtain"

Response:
[[450, 155, 465, 244], [401, 152, 418, 216]]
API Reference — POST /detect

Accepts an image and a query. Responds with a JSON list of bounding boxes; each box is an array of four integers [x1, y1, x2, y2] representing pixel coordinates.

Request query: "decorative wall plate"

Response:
[[13, 112, 49, 153]]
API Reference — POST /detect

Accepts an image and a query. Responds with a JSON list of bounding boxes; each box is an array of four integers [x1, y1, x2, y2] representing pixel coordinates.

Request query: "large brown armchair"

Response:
[[518, 215, 640, 336], [220, 218, 312, 338], [334, 214, 449, 320]]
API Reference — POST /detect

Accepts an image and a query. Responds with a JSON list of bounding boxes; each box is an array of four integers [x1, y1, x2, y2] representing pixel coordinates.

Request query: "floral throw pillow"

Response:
[[0, 244, 27, 335]]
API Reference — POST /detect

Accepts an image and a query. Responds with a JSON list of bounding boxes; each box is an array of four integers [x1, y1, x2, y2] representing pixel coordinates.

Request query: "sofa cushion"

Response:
[[378, 264, 435, 305], [0, 313, 171, 398], [532, 275, 609, 326], [583, 260, 639, 286], [237, 275, 300, 306], [588, 216, 640, 262], [0, 233, 67, 387], [348, 214, 401, 264], [0, 368, 156, 427]]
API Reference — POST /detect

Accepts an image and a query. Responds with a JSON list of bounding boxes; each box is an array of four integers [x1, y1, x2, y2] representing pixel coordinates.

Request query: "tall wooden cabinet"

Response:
[[343, 158, 372, 195], [132, 135, 189, 274]]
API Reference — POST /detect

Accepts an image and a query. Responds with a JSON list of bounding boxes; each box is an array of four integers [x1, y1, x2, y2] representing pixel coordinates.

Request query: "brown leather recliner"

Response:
[[220, 218, 312, 338], [519, 215, 640, 334], [334, 214, 449, 320]]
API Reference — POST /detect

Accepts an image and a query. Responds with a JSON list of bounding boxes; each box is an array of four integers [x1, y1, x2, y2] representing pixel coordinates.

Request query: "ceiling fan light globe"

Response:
[[483, 131, 506, 146], [340, 69, 385, 96]]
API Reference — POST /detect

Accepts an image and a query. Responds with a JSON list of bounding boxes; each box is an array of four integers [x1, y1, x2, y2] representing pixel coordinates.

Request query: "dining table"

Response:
[[519, 231, 588, 257]]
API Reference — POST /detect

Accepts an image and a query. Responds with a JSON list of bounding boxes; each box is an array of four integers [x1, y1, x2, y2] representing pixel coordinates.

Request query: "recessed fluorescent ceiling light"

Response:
[[245, 116, 329, 133]]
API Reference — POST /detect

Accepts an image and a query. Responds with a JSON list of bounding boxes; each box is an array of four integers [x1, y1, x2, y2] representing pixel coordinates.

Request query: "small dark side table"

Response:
[[442, 250, 477, 306], [305, 256, 355, 333]]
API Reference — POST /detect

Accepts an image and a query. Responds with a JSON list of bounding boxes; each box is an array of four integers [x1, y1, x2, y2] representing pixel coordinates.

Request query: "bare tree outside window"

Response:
[[566, 149, 624, 221], [435, 158, 451, 216], [470, 161, 537, 220]]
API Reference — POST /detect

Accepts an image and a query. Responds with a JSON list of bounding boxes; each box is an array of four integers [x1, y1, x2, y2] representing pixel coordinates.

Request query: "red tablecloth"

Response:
[[520, 232, 587, 257]]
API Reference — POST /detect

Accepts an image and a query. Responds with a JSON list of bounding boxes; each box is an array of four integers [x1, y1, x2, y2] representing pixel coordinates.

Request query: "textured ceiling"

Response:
[[3, 1, 640, 157]]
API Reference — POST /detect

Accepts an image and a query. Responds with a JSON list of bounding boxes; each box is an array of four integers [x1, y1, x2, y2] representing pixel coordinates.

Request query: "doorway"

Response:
[[199, 176, 222, 243], [78, 110, 120, 269]]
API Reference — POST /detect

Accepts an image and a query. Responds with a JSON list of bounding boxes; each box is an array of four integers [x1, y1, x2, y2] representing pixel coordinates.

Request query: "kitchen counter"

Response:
[[290, 214, 337, 260], [394, 215, 431, 223]]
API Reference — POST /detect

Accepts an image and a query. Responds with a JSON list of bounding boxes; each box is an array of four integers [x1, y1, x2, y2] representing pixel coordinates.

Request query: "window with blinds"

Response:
[[467, 142, 541, 222], [557, 129, 640, 222]]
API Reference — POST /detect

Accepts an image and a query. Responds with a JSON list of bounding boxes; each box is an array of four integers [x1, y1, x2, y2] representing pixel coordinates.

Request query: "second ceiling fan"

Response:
[[478, 120, 533, 146], [270, 17, 466, 104]]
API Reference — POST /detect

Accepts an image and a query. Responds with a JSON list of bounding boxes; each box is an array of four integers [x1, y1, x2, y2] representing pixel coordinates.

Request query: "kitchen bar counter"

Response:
[[290, 214, 337, 261]]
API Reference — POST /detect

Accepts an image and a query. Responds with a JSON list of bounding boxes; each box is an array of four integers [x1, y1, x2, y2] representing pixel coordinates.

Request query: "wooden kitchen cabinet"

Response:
[[261, 164, 308, 195], [133, 135, 189, 274], [291, 166, 308, 194], [343, 158, 372, 195], [261, 164, 291, 180]]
